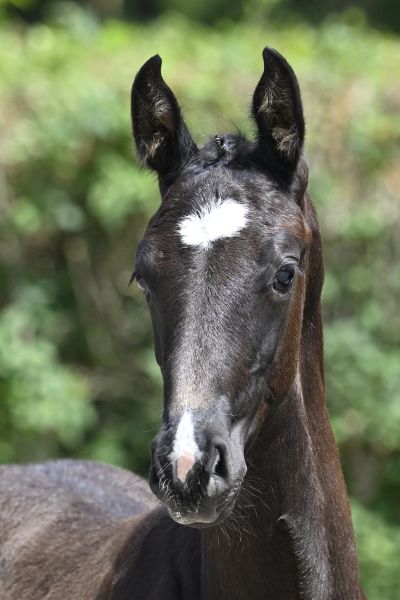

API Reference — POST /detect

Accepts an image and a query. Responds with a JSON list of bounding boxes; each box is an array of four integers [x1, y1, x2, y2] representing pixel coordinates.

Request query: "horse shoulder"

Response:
[[0, 460, 163, 599]]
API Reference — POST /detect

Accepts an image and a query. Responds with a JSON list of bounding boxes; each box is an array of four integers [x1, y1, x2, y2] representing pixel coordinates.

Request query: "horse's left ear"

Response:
[[131, 55, 197, 179], [252, 48, 305, 180]]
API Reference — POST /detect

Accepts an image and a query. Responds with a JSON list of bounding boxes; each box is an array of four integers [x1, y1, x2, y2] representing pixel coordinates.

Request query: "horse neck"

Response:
[[200, 200, 361, 600]]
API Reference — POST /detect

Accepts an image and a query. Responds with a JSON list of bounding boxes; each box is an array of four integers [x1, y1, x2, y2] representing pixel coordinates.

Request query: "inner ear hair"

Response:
[[253, 47, 305, 179], [292, 158, 309, 209], [131, 55, 197, 175]]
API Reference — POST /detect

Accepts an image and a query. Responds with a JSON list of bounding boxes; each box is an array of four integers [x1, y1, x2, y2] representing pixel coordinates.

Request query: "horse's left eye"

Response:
[[273, 264, 295, 292]]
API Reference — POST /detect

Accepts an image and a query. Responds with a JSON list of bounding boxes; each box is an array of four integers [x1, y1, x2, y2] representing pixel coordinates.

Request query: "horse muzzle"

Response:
[[149, 409, 247, 526]]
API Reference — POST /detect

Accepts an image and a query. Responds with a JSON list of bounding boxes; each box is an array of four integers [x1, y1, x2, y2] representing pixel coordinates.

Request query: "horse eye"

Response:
[[136, 276, 149, 295], [273, 264, 295, 292]]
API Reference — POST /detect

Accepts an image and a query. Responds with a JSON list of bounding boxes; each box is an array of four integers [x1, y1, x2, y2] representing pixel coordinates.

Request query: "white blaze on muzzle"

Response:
[[170, 411, 201, 483]]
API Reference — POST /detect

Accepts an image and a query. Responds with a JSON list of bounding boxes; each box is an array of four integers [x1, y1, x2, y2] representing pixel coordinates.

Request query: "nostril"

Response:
[[212, 445, 228, 480]]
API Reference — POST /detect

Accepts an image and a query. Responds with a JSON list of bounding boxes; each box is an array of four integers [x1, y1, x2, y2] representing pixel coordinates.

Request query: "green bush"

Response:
[[0, 6, 399, 597]]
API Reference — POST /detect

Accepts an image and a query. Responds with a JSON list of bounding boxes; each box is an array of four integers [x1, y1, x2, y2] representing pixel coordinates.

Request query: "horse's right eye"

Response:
[[136, 276, 149, 295]]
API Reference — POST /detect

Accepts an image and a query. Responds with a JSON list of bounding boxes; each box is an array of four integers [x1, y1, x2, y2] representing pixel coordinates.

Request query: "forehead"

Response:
[[139, 165, 306, 262]]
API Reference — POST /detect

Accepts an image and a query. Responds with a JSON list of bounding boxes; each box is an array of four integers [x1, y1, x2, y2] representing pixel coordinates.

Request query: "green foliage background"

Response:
[[0, 2, 399, 597]]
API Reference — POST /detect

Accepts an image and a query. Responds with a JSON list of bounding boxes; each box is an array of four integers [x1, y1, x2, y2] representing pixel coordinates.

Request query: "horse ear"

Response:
[[252, 48, 305, 179], [131, 55, 197, 177]]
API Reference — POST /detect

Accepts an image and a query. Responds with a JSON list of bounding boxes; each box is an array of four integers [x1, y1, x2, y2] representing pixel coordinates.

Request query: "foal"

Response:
[[0, 48, 364, 599]]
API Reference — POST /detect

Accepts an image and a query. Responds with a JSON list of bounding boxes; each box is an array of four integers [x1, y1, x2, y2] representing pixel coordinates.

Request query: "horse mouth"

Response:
[[166, 481, 242, 528]]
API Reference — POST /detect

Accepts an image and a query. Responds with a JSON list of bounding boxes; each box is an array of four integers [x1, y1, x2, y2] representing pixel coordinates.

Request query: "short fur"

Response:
[[0, 48, 365, 599]]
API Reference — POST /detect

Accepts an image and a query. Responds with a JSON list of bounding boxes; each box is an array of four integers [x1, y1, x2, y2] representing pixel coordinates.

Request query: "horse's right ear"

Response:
[[131, 55, 197, 178]]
